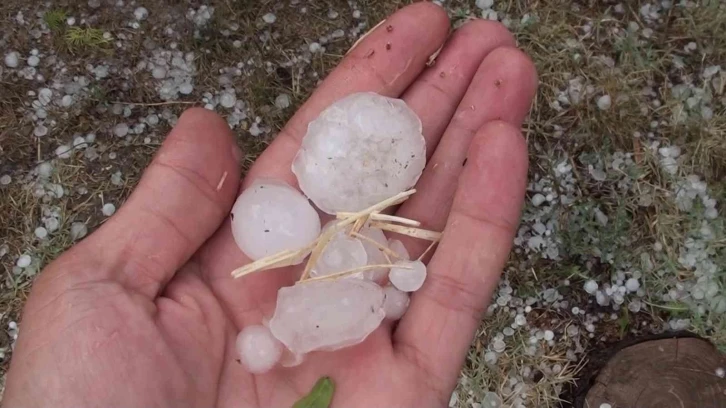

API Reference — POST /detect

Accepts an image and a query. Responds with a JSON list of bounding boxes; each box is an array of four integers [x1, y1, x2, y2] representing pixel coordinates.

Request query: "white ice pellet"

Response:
[[309, 42, 322, 53], [61, 95, 73, 107], [292, 92, 425, 214], [382, 285, 409, 320], [38, 88, 53, 105], [27, 55, 40, 67], [220, 92, 236, 108], [113, 123, 129, 137], [34, 227, 48, 239], [584, 280, 598, 294], [389, 259, 427, 292], [531, 193, 546, 207], [352, 10, 361, 19], [102, 203, 116, 216], [492, 339, 506, 353], [152, 66, 167, 79], [179, 83, 194, 95], [55, 144, 72, 159], [311, 227, 367, 278], [16, 254, 32, 268], [600, 404, 612, 408], [4, 51, 19, 68], [484, 351, 498, 364], [44, 217, 60, 232], [262, 13, 276, 24], [716, 367, 725, 378], [596, 94, 612, 110], [476, 0, 494, 9], [543, 330, 555, 341], [230, 180, 320, 262], [235, 325, 283, 374], [70, 222, 88, 240], [625, 278, 640, 292], [0, 175, 11, 185], [34, 125, 48, 137], [274, 93, 291, 109], [134, 7, 149, 20]]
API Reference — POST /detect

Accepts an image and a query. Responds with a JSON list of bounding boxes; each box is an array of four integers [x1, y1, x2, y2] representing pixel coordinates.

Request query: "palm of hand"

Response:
[[4, 4, 537, 408]]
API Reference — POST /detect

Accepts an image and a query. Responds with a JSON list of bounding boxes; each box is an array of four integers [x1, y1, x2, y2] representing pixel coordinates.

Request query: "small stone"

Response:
[[102, 203, 116, 216], [70, 222, 88, 240], [4, 51, 19, 68], [134, 7, 149, 20], [262, 13, 276, 24], [596, 94, 612, 110], [34, 227, 48, 239], [16, 254, 32, 268], [0, 175, 11, 185], [114, 123, 129, 137], [27, 55, 40, 67]]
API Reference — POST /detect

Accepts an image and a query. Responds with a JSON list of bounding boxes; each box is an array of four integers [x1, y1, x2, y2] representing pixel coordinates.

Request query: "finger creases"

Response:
[[244, 2, 450, 187], [95, 108, 241, 298], [394, 121, 529, 392]]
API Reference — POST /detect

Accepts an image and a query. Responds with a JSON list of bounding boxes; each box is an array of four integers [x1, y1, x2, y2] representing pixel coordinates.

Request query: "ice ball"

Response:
[[292, 92, 425, 214], [235, 325, 283, 374], [230, 179, 320, 262], [269, 279, 385, 354], [383, 285, 409, 320], [310, 227, 368, 279], [389, 259, 427, 292]]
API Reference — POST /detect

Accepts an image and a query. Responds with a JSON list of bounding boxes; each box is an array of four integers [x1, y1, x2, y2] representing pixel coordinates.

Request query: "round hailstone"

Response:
[[262, 13, 276, 24], [596, 94, 612, 110], [219, 92, 236, 109], [310, 227, 368, 279], [274, 93, 291, 109], [70, 222, 88, 240], [292, 92, 425, 214], [102, 203, 116, 216], [235, 325, 283, 374], [269, 279, 385, 354], [389, 259, 427, 292], [230, 179, 320, 262], [27, 55, 40, 67], [134, 7, 149, 20], [543, 330, 555, 341], [16, 254, 32, 268], [34, 226, 48, 239], [60, 95, 73, 107], [114, 123, 129, 137], [584, 280, 598, 294], [34, 124, 48, 137], [625, 278, 640, 292], [4, 51, 19, 68], [388, 238, 410, 261], [0, 175, 11, 185], [152, 66, 167, 79], [55, 144, 72, 159], [382, 285, 409, 320]]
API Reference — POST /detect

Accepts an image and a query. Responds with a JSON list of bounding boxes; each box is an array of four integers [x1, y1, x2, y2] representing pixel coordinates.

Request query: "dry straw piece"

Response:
[[230, 189, 442, 282]]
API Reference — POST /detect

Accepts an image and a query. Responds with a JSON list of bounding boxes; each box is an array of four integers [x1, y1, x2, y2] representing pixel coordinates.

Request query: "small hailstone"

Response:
[[584, 280, 598, 294], [55, 144, 72, 159], [292, 92, 425, 213], [503, 327, 514, 336], [716, 367, 725, 378], [34, 227, 48, 239], [476, 0, 494, 9], [67, 17, 76, 25], [16, 254, 32, 268], [309, 42, 322, 53], [61, 95, 73, 107], [599, 404, 612, 408], [625, 278, 640, 292], [113, 123, 129, 137], [34, 125, 48, 137], [219, 92, 237, 109], [102, 203, 116, 216], [179, 83, 194, 95], [4, 51, 19, 68], [352, 10, 361, 19], [484, 351, 498, 364], [543, 330, 555, 341], [152, 66, 167, 79], [44, 217, 60, 232], [596, 94, 612, 110], [514, 314, 527, 326], [262, 13, 276, 24], [388, 239, 410, 261], [274, 93, 291, 109], [389, 260, 427, 292], [492, 339, 506, 353], [0, 175, 11, 185], [531, 193, 546, 207], [27, 55, 40, 67], [38, 88, 53, 105], [269, 279, 385, 354], [236, 325, 283, 373], [134, 7, 149, 20], [70, 222, 88, 240], [310, 227, 367, 279], [230, 180, 320, 262], [327, 9, 339, 19], [382, 285, 409, 320]]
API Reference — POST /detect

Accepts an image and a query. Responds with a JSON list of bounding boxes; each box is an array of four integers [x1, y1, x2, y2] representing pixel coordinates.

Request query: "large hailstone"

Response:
[[292, 92, 426, 214], [268, 279, 385, 354], [231, 180, 321, 262], [235, 325, 283, 374], [389, 260, 427, 292]]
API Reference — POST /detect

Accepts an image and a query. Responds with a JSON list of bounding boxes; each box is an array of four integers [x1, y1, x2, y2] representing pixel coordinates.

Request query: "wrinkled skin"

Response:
[[4, 4, 537, 408]]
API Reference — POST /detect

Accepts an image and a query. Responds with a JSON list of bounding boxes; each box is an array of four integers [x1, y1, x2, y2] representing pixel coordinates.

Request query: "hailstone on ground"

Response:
[[292, 92, 426, 214], [389, 259, 427, 292], [231, 179, 321, 262], [235, 325, 283, 374], [268, 279, 385, 354]]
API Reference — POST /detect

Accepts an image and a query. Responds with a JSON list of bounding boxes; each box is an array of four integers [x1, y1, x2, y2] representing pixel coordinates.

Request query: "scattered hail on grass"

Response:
[[227, 92, 441, 373]]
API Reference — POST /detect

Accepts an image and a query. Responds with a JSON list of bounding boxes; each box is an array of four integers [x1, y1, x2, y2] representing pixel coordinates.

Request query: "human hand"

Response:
[[4, 3, 537, 407]]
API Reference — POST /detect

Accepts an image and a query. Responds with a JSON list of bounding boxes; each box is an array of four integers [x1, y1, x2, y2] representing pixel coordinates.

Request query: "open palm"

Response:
[[4, 4, 537, 407]]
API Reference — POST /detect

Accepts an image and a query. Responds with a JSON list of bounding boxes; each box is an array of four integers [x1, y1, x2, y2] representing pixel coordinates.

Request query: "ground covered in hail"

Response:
[[0, 0, 724, 406]]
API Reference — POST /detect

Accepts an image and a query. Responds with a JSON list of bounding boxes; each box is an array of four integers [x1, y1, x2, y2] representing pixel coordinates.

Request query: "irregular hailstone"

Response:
[[292, 92, 426, 214], [389, 259, 427, 292], [357, 225, 389, 281], [310, 226, 368, 279], [235, 325, 283, 374], [382, 285, 409, 320], [388, 238, 410, 261], [230, 179, 320, 262], [269, 279, 385, 354]]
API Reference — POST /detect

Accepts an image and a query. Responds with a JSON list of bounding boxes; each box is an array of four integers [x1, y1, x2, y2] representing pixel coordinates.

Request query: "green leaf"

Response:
[[291, 376, 335, 408]]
